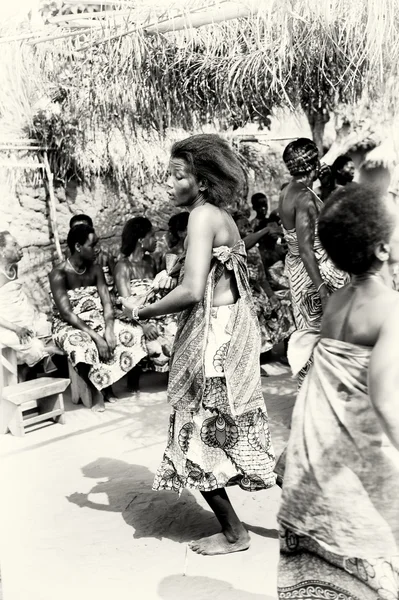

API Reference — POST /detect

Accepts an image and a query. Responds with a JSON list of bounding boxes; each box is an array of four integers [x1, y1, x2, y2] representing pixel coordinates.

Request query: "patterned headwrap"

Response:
[[283, 139, 319, 177]]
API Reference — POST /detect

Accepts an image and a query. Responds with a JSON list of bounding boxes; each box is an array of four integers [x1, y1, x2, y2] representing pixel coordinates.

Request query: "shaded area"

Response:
[[67, 458, 279, 543], [158, 574, 275, 600]]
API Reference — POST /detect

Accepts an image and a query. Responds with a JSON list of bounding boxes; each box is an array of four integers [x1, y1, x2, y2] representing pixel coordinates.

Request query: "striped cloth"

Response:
[[167, 240, 265, 417], [283, 190, 348, 331]]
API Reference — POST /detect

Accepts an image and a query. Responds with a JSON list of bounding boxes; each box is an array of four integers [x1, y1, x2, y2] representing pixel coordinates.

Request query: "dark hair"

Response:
[[121, 217, 152, 257], [331, 154, 353, 176], [171, 134, 245, 208], [283, 138, 319, 177], [168, 212, 189, 235], [67, 224, 94, 254], [318, 184, 394, 275], [251, 192, 268, 207], [69, 214, 93, 228], [0, 231, 11, 249]]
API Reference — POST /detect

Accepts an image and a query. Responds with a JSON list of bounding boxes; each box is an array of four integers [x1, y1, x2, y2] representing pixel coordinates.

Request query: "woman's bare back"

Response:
[[186, 204, 241, 307], [322, 280, 399, 348]]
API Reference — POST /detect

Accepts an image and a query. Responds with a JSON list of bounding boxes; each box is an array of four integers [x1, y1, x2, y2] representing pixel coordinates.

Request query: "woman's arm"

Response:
[[95, 265, 114, 328], [295, 191, 328, 305], [138, 206, 214, 319], [369, 301, 399, 451], [243, 226, 273, 251], [114, 260, 131, 299], [0, 316, 32, 342]]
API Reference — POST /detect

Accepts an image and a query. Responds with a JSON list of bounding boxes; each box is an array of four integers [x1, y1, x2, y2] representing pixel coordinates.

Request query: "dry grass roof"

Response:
[[1, 0, 399, 187]]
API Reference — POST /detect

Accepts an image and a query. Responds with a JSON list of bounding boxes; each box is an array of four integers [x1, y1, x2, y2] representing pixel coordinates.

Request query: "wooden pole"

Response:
[[42, 152, 63, 263]]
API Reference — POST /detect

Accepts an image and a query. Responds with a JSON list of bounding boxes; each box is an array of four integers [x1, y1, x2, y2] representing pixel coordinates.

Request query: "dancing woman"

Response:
[[121, 134, 276, 555]]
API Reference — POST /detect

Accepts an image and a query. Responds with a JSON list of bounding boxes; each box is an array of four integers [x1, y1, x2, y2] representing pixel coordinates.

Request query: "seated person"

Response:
[[114, 217, 178, 376], [50, 224, 146, 411], [0, 231, 61, 376], [69, 214, 115, 291], [166, 212, 189, 257], [155, 212, 190, 272]]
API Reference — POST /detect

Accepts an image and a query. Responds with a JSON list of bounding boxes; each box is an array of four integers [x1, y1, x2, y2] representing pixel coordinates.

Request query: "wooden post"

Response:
[[42, 151, 63, 263]]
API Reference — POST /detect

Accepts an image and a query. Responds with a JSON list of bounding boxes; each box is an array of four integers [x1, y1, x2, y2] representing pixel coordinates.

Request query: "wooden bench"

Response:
[[0, 344, 70, 436], [1, 377, 69, 437]]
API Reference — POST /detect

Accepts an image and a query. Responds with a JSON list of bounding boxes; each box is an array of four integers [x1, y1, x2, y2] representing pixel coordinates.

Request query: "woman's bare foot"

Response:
[[91, 390, 105, 412], [188, 531, 250, 556], [103, 387, 117, 403]]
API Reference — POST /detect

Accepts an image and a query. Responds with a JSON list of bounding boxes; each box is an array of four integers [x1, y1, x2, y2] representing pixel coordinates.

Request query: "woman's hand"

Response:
[[14, 325, 33, 344], [152, 270, 177, 293], [319, 287, 330, 312], [104, 326, 116, 353], [269, 294, 280, 310], [94, 335, 111, 360], [142, 323, 158, 341]]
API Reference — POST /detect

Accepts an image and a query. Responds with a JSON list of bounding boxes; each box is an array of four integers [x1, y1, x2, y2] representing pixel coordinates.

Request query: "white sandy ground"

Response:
[[0, 366, 295, 600]]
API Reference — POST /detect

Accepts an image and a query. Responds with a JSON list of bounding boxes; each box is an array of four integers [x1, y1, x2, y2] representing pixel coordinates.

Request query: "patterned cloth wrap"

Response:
[[277, 330, 399, 598], [247, 247, 295, 353], [52, 286, 146, 390], [283, 221, 348, 332], [126, 278, 178, 373], [168, 240, 266, 417], [153, 241, 276, 494], [0, 280, 52, 366]]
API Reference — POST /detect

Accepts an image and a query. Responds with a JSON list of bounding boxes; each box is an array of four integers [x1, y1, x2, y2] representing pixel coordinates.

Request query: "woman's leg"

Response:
[[189, 488, 250, 555], [76, 364, 105, 412], [102, 386, 117, 403], [127, 365, 141, 393]]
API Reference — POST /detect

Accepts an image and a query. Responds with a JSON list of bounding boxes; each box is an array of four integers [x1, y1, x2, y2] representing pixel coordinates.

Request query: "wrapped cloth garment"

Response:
[[115, 254, 182, 372], [0, 280, 52, 367], [52, 286, 146, 390], [126, 278, 178, 372], [282, 188, 348, 332], [277, 331, 399, 597], [247, 247, 295, 353], [153, 241, 276, 494]]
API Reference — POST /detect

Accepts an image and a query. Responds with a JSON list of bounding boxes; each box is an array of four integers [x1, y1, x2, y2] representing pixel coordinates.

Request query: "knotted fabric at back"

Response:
[[168, 240, 265, 417]]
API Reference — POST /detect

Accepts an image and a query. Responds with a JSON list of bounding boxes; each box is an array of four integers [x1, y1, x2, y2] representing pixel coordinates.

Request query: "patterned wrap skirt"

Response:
[[278, 526, 399, 600], [52, 286, 147, 390], [153, 304, 276, 494]]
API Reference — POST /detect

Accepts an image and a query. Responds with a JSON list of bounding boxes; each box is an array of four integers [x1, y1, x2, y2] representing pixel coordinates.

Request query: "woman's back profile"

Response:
[[277, 184, 399, 599]]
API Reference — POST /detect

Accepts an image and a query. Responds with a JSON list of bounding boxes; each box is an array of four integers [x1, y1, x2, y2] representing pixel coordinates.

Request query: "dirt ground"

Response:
[[0, 364, 295, 600]]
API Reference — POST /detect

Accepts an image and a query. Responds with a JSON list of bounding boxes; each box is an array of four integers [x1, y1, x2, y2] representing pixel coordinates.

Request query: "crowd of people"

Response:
[[1, 132, 398, 597]]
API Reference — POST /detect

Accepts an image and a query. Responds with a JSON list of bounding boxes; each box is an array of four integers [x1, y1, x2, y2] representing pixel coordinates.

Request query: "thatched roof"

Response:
[[2, 0, 399, 187]]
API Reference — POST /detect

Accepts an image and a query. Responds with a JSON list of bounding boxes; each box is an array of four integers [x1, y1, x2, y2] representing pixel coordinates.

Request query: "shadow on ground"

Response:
[[67, 458, 278, 543], [158, 574, 275, 600]]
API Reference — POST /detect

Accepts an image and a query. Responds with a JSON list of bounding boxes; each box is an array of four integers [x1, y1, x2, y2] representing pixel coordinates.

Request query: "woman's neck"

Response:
[[351, 266, 391, 288], [294, 175, 313, 188], [130, 244, 146, 263], [187, 192, 207, 212], [69, 254, 85, 269]]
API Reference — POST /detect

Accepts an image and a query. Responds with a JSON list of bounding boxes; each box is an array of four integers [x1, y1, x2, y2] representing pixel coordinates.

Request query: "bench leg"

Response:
[[4, 400, 24, 437], [54, 393, 66, 424], [38, 393, 66, 425]]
